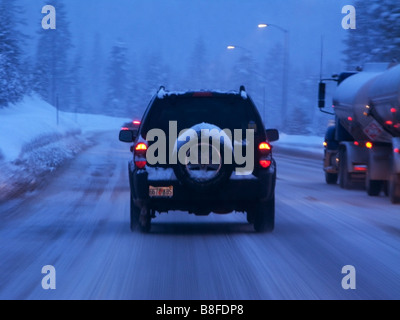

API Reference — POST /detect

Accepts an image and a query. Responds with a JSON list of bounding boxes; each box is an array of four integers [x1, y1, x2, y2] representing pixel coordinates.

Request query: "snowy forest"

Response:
[[0, 0, 399, 135]]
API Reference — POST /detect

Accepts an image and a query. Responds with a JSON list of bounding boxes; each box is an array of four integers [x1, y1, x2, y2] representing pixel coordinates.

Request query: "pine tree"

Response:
[[70, 51, 83, 115], [186, 37, 210, 90], [379, 0, 400, 61], [286, 69, 314, 135], [343, 0, 400, 67], [126, 52, 145, 118], [232, 51, 256, 91], [34, 0, 72, 110], [142, 52, 169, 99], [87, 34, 105, 114], [104, 41, 129, 117], [0, 0, 25, 107], [262, 43, 284, 129]]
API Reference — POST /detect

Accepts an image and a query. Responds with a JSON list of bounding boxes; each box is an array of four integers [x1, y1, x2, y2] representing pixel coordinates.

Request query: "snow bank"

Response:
[[0, 95, 129, 201], [274, 133, 324, 158], [0, 95, 79, 162]]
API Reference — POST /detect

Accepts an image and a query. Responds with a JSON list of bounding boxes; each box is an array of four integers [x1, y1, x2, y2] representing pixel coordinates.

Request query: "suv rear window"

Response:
[[142, 95, 264, 136]]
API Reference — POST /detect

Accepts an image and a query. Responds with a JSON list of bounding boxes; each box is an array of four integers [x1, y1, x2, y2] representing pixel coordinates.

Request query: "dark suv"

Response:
[[119, 86, 279, 233]]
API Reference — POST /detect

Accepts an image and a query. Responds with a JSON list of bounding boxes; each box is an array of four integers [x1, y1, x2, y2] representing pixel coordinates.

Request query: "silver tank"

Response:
[[333, 63, 400, 143]]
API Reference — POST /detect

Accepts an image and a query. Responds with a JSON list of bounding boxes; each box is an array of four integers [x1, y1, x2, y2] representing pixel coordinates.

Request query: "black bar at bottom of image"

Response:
[[133, 301, 265, 319]]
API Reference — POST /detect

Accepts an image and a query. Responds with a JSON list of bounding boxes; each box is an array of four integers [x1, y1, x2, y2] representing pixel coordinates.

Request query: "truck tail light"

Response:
[[353, 165, 367, 172], [366, 142, 373, 149]]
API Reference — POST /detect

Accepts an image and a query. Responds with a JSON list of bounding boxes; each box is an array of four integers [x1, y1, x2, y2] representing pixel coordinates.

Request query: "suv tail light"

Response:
[[135, 143, 148, 151], [259, 142, 271, 151], [260, 160, 272, 168], [134, 142, 148, 169], [259, 142, 272, 169]]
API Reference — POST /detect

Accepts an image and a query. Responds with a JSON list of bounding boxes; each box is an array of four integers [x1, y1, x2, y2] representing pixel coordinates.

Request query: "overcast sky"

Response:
[[21, 0, 355, 77]]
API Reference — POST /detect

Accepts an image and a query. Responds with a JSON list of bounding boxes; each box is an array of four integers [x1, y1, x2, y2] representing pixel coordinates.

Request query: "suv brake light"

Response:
[[259, 142, 272, 169], [259, 160, 272, 168], [135, 161, 147, 169], [134, 142, 148, 168]]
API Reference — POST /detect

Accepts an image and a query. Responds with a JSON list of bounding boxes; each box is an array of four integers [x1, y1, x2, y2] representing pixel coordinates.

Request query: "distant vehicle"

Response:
[[319, 63, 400, 203], [119, 86, 279, 232], [121, 120, 141, 132]]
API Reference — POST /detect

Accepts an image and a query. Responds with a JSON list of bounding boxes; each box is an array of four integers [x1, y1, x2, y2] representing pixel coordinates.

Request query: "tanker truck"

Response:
[[318, 62, 400, 204]]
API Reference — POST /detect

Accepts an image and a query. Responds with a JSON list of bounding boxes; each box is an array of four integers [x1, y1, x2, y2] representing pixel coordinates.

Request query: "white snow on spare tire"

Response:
[[172, 123, 233, 155], [172, 123, 234, 190]]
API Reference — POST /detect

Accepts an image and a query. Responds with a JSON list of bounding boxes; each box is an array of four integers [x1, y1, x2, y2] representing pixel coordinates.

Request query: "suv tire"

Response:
[[252, 195, 275, 233], [130, 193, 140, 232], [139, 207, 152, 233]]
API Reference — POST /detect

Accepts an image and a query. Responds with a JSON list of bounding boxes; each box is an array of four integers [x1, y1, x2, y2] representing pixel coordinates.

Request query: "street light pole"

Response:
[[258, 23, 289, 130]]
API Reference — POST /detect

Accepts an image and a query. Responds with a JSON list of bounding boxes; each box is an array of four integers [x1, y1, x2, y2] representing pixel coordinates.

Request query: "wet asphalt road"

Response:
[[0, 131, 400, 300]]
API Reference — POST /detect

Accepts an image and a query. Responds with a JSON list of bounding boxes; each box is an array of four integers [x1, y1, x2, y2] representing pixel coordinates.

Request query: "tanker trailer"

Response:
[[318, 63, 400, 203]]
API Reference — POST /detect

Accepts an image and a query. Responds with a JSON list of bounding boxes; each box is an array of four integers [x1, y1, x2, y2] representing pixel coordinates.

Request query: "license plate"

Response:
[[149, 186, 173, 198]]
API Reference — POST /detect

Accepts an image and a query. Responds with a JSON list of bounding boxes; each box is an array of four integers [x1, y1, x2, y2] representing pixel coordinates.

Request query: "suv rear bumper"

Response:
[[129, 163, 276, 214]]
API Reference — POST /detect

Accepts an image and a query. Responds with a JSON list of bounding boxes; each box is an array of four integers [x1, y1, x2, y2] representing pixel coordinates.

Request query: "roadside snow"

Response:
[[0, 96, 78, 162], [0, 95, 129, 201], [274, 133, 324, 158]]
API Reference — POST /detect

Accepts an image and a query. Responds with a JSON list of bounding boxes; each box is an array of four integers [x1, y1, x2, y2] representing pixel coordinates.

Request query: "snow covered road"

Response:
[[0, 131, 400, 300]]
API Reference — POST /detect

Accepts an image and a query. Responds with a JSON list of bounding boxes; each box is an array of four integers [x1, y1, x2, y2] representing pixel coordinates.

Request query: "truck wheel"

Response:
[[253, 196, 275, 233], [339, 149, 352, 189], [130, 193, 140, 232], [389, 172, 400, 204], [325, 172, 338, 185], [366, 167, 382, 196]]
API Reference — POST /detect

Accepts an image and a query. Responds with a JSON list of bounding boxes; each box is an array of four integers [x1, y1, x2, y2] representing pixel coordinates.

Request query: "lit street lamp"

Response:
[[258, 23, 289, 129], [226, 45, 252, 54]]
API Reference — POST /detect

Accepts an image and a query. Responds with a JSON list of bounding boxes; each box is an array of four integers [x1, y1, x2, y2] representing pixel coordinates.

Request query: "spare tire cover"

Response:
[[173, 123, 234, 192]]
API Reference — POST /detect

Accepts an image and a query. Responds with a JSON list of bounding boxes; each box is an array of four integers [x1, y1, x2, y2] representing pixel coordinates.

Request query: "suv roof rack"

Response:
[[239, 85, 248, 100], [157, 86, 167, 99]]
